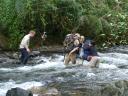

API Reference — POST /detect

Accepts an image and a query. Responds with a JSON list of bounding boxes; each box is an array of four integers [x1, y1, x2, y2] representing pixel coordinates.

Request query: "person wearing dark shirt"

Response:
[[82, 39, 100, 68]]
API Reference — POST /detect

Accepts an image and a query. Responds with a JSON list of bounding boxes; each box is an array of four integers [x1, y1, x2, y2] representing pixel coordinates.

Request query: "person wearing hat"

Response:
[[19, 30, 36, 64]]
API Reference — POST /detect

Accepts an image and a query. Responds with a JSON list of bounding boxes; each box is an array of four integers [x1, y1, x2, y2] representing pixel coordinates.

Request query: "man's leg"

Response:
[[23, 50, 29, 64], [95, 57, 100, 68], [70, 53, 76, 64], [20, 49, 25, 64], [21, 49, 29, 64], [89, 56, 100, 68], [64, 53, 70, 65]]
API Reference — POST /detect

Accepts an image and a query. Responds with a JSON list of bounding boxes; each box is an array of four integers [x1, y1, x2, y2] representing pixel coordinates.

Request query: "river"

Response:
[[0, 46, 128, 96]]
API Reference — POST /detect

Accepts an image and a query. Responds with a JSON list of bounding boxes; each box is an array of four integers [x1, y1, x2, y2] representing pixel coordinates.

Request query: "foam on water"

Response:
[[0, 52, 128, 96], [0, 68, 13, 72], [0, 52, 127, 72], [0, 55, 65, 72], [82, 56, 119, 69], [100, 56, 128, 65], [87, 73, 96, 77], [99, 52, 128, 68], [99, 63, 118, 69], [99, 52, 128, 60]]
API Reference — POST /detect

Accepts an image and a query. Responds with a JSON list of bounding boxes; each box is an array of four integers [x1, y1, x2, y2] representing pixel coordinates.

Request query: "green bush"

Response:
[[0, 0, 128, 50]]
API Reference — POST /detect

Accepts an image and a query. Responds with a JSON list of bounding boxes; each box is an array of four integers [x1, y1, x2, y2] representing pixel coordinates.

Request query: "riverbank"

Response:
[[0, 45, 63, 53], [37, 45, 64, 53]]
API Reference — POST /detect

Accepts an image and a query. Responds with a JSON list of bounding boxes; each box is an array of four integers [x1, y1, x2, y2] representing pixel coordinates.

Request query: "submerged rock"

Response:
[[38, 88, 60, 96], [6, 87, 33, 96], [29, 86, 60, 96]]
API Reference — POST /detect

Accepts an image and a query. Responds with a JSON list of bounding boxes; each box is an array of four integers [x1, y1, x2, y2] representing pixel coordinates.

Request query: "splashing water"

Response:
[[0, 51, 128, 96]]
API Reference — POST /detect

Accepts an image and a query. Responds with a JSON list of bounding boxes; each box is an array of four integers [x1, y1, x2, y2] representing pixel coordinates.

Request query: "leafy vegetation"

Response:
[[0, 0, 128, 49]]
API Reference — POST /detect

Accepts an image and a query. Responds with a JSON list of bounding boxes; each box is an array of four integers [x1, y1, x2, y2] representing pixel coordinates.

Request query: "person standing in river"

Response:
[[19, 30, 36, 64], [64, 33, 81, 65], [82, 39, 100, 68]]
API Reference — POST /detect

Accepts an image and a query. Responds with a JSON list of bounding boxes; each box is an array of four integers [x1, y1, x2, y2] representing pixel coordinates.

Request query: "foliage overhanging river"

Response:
[[0, 46, 128, 96]]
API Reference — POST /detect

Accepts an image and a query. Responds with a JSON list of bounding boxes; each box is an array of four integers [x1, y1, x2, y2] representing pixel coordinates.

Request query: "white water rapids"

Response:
[[0, 52, 128, 96]]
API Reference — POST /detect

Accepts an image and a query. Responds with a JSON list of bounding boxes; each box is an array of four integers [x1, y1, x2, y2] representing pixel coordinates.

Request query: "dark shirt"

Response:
[[82, 40, 98, 60]]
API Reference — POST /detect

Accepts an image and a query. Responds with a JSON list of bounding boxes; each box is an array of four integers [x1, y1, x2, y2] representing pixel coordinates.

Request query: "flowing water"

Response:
[[0, 47, 128, 96]]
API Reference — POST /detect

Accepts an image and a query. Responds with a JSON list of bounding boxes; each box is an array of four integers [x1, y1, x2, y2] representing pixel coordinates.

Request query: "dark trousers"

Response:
[[20, 48, 29, 64]]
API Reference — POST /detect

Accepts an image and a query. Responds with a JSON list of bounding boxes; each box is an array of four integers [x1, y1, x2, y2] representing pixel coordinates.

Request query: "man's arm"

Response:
[[25, 45, 30, 52], [69, 47, 79, 56], [68, 39, 80, 55], [23, 36, 31, 52]]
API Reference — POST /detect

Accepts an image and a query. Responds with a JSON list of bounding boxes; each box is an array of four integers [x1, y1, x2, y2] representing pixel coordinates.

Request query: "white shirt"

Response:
[[19, 34, 30, 49]]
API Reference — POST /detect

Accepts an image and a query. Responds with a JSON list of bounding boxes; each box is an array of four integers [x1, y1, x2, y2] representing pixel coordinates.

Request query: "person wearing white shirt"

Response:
[[19, 30, 36, 64]]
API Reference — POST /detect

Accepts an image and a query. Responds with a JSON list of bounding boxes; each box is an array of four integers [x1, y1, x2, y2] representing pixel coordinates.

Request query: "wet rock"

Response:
[[50, 80, 128, 96], [0, 58, 7, 63], [6, 87, 33, 96], [30, 51, 40, 57], [29, 86, 60, 96], [44, 88, 60, 96], [0, 51, 41, 67], [38, 89, 60, 96], [29, 86, 47, 94], [37, 60, 45, 64], [101, 80, 128, 96], [0, 53, 17, 65], [12, 52, 20, 59], [4, 52, 19, 59], [3, 51, 40, 60], [39, 65, 128, 96], [40, 46, 64, 53]]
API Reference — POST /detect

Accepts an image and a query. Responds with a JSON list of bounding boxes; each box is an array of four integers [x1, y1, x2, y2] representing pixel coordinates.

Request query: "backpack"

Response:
[[63, 34, 75, 53]]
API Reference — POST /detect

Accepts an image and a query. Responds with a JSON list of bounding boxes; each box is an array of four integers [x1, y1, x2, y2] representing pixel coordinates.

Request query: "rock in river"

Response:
[[6, 87, 33, 96]]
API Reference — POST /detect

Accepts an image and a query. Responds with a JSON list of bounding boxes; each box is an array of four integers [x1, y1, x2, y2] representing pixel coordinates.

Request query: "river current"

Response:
[[0, 49, 128, 96]]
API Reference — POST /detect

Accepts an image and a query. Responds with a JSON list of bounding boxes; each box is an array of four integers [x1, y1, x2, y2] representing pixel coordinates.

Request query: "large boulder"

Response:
[[6, 87, 33, 96]]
